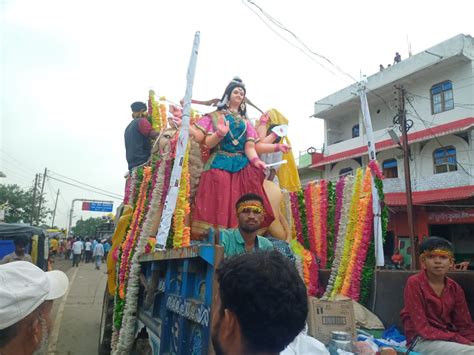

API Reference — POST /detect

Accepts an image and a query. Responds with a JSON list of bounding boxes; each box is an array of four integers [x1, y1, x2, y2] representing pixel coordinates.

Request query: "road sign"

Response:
[[82, 202, 113, 212]]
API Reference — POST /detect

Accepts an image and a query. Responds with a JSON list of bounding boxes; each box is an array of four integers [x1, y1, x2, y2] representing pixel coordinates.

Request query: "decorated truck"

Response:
[[99, 34, 387, 354]]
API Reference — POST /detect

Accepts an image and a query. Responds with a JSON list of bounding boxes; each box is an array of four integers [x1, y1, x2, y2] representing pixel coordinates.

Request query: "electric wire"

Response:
[[243, 0, 355, 82], [48, 170, 123, 199], [47, 176, 123, 200]]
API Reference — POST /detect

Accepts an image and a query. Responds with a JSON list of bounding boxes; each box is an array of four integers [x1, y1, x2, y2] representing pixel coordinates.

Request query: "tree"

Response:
[[0, 184, 50, 224], [71, 217, 105, 237]]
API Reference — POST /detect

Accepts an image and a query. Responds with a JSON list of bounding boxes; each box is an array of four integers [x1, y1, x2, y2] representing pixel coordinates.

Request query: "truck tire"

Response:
[[98, 286, 114, 355]]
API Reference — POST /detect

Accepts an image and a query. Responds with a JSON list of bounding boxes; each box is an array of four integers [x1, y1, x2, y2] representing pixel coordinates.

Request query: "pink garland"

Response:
[[333, 177, 345, 251], [160, 160, 172, 208], [368, 160, 384, 179], [304, 183, 316, 254], [320, 180, 328, 268], [123, 176, 131, 205], [312, 183, 321, 259], [290, 192, 304, 245]]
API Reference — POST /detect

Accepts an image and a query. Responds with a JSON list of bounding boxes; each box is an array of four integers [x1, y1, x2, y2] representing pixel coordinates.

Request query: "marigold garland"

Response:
[[320, 180, 328, 268], [297, 188, 310, 250], [159, 101, 168, 131], [304, 183, 316, 254], [173, 142, 191, 248], [326, 181, 336, 269], [323, 176, 353, 299], [340, 168, 372, 297], [333, 177, 345, 253], [312, 182, 321, 259], [331, 168, 363, 297], [117, 167, 152, 300], [289, 192, 304, 246], [148, 90, 162, 132]]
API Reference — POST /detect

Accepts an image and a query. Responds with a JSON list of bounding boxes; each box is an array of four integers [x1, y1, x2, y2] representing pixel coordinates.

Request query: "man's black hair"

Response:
[[216, 250, 307, 353], [131, 101, 147, 113], [419, 236, 454, 255], [13, 236, 28, 247], [235, 193, 264, 210]]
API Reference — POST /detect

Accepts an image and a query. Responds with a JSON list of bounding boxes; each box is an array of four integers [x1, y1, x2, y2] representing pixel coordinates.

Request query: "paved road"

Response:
[[48, 256, 107, 355]]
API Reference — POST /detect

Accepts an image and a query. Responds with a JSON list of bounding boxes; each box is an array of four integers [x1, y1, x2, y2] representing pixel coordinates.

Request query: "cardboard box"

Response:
[[307, 297, 356, 345]]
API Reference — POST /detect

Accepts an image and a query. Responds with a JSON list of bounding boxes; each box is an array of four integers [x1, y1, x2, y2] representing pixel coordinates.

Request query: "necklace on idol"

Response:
[[225, 109, 247, 146]]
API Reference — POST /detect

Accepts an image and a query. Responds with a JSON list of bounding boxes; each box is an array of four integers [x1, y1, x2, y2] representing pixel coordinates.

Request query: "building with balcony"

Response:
[[301, 34, 474, 266]]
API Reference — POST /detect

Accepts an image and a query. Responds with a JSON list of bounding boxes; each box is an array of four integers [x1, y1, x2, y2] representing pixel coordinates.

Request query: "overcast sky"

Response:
[[1, 0, 472, 229]]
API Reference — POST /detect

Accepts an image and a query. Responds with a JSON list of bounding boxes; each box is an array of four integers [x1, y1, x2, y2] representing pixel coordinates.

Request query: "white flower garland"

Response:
[[113, 160, 167, 354], [322, 176, 354, 299]]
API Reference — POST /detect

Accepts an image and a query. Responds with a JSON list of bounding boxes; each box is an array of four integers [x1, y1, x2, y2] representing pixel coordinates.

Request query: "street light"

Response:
[[0, 172, 6, 178]]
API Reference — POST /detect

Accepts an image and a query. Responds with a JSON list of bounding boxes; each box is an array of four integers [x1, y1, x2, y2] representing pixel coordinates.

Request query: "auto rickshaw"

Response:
[[0, 223, 49, 270]]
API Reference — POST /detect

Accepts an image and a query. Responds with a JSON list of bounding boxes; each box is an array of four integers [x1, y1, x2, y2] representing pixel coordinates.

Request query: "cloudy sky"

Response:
[[1, 0, 472, 229]]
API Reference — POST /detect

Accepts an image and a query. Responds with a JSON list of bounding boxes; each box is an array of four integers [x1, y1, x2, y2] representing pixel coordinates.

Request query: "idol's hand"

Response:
[[275, 144, 292, 153], [250, 157, 267, 171], [216, 118, 230, 137]]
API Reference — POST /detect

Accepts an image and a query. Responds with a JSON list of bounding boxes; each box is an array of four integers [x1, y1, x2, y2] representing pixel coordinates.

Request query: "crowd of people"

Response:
[[66, 236, 111, 269]]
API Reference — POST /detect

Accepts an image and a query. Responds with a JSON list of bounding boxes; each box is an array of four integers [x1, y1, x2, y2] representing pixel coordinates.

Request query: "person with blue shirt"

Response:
[[220, 193, 274, 257]]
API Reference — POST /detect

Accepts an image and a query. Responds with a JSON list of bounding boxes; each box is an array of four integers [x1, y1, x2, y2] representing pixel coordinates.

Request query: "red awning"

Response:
[[311, 117, 474, 168], [385, 185, 474, 206]]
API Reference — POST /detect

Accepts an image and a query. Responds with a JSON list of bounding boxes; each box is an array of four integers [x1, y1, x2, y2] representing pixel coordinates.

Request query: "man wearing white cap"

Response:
[[0, 261, 69, 354]]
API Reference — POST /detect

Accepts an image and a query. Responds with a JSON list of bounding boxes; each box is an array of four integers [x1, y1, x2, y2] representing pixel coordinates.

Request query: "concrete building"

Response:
[[302, 34, 474, 266]]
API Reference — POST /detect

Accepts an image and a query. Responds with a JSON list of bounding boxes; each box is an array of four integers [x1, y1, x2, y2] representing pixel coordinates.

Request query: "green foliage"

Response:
[[71, 217, 105, 237], [326, 181, 336, 269], [360, 176, 388, 306], [0, 184, 50, 224], [297, 189, 310, 250]]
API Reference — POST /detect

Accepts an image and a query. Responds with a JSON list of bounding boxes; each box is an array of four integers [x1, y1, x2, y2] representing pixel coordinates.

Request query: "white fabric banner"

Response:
[[156, 32, 200, 248], [358, 83, 385, 267]]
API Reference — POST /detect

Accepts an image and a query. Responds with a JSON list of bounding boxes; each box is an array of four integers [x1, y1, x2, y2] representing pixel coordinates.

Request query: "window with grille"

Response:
[[339, 167, 353, 176], [383, 159, 398, 178], [430, 81, 454, 114], [433, 146, 457, 174]]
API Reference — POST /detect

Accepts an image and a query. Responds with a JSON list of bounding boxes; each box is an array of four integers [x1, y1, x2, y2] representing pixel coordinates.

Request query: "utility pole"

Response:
[[51, 189, 60, 228], [398, 86, 418, 270], [36, 168, 47, 225], [30, 174, 39, 224]]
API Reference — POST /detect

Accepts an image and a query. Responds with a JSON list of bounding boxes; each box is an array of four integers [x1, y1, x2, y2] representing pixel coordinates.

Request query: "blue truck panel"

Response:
[[137, 244, 223, 355]]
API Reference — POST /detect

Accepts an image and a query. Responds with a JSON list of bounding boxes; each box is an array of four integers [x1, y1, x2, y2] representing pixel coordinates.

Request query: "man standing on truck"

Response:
[[124, 101, 160, 171], [220, 193, 274, 257], [1, 236, 32, 264]]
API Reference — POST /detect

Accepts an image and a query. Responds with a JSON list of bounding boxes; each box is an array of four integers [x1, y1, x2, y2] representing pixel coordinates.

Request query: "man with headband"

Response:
[[400, 236, 474, 353], [220, 193, 273, 257], [124, 101, 160, 171]]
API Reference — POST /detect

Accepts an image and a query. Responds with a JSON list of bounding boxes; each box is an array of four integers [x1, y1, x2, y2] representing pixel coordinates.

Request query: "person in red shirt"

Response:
[[400, 236, 474, 354]]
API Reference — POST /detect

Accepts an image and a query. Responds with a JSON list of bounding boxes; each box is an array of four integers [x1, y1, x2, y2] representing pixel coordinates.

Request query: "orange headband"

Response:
[[236, 201, 264, 214], [421, 249, 453, 259]]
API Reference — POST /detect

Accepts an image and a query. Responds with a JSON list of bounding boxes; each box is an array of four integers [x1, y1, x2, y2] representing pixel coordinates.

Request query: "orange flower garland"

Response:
[[340, 168, 372, 296], [118, 166, 152, 299], [331, 168, 363, 298], [149, 91, 161, 132], [172, 142, 191, 248]]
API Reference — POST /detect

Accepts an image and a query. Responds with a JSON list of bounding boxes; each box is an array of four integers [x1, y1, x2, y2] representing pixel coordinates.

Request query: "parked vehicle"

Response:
[[0, 223, 49, 270]]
